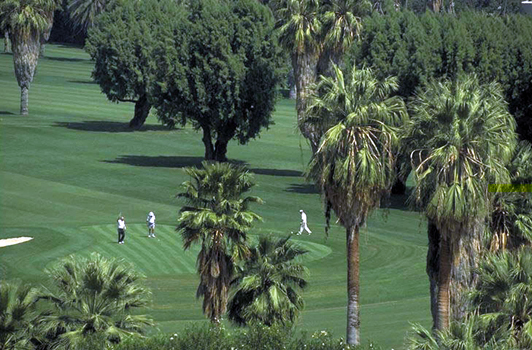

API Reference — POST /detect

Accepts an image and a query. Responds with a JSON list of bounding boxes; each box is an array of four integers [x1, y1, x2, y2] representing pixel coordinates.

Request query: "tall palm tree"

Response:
[[404, 75, 517, 330], [177, 161, 263, 324], [272, 0, 322, 153], [0, 0, 61, 115], [0, 281, 38, 350], [307, 64, 407, 345], [227, 235, 309, 326], [37, 253, 153, 348]]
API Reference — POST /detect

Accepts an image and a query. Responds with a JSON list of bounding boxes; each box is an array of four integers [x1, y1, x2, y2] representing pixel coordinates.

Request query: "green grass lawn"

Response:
[[0, 44, 431, 349]]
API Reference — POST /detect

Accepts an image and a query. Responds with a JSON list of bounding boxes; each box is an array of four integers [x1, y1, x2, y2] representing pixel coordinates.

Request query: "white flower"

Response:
[[170, 337, 174, 340]]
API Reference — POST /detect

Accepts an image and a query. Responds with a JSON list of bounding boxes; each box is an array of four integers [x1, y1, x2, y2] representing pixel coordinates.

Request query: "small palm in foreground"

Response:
[[177, 161, 262, 324], [38, 253, 153, 348], [0, 281, 38, 350], [228, 235, 309, 326], [307, 63, 406, 345]]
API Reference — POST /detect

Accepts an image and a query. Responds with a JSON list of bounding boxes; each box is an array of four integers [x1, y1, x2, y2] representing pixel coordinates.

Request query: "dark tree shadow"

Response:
[[103, 155, 205, 168], [0, 111, 15, 115], [45, 56, 87, 63], [285, 183, 319, 194], [380, 187, 417, 211], [103, 155, 301, 177], [249, 168, 303, 177], [68, 80, 96, 84], [54, 121, 174, 133]]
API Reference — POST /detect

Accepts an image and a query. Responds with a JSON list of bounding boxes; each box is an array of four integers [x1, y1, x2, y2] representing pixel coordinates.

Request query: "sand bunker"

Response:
[[0, 237, 33, 248]]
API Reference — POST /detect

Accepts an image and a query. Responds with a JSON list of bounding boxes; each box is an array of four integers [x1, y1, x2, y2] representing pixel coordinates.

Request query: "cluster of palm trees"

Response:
[[176, 162, 309, 327], [0, 253, 152, 349]]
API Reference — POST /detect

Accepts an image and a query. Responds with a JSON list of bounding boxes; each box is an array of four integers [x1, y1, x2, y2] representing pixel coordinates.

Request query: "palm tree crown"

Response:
[[38, 253, 153, 348], [177, 161, 262, 324], [227, 235, 309, 326]]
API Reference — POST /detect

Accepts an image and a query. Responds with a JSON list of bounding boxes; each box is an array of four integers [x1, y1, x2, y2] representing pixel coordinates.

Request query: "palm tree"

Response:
[[272, 0, 322, 153], [404, 75, 517, 330], [0, 0, 61, 115], [0, 281, 38, 350], [227, 235, 309, 326], [307, 64, 407, 345], [318, 0, 370, 76], [37, 253, 153, 348], [177, 161, 263, 324], [490, 141, 532, 252], [67, 0, 107, 34]]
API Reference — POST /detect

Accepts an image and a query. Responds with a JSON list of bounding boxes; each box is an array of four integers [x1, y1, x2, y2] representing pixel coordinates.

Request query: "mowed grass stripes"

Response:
[[0, 44, 431, 349]]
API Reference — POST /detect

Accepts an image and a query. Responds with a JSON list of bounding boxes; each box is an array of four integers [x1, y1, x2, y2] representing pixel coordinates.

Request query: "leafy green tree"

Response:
[[177, 161, 262, 323], [152, 0, 280, 161], [307, 64, 406, 345], [404, 75, 517, 330], [227, 235, 308, 326], [37, 253, 153, 348], [0, 0, 61, 115], [0, 281, 39, 350], [86, 0, 179, 128]]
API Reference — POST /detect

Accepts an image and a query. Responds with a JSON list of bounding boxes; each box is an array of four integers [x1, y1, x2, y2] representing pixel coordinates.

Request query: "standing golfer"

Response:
[[146, 211, 156, 238], [298, 209, 312, 235], [117, 216, 126, 244]]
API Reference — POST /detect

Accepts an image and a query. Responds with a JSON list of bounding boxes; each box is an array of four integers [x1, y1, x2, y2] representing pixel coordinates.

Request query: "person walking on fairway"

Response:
[[298, 209, 312, 235], [117, 216, 126, 244], [146, 211, 156, 238]]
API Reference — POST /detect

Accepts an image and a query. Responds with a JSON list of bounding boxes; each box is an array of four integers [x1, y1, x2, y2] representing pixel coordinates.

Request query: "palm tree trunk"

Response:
[[40, 13, 54, 58], [346, 224, 360, 345], [436, 235, 451, 330], [4, 32, 11, 53], [129, 94, 151, 129], [427, 220, 440, 330], [20, 86, 29, 115], [450, 221, 482, 321], [12, 32, 40, 115], [293, 52, 319, 154]]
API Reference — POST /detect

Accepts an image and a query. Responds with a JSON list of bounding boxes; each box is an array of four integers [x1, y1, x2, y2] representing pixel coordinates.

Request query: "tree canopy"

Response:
[[151, 0, 281, 161]]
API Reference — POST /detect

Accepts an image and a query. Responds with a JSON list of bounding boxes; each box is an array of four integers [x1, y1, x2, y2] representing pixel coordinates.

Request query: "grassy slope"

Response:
[[0, 44, 430, 349]]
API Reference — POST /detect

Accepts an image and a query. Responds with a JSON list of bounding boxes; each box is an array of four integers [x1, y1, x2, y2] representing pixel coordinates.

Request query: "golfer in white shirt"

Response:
[[298, 209, 312, 235], [146, 211, 156, 238], [117, 216, 126, 244]]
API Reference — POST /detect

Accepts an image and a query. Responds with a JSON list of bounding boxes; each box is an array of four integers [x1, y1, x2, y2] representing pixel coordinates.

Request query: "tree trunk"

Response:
[[40, 12, 54, 57], [202, 125, 215, 160], [4, 32, 11, 53], [450, 221, 483, 321], [293, 52, 320, 154], [12, 31, 40, 115], [346, 224, 361, 345], [436, 235, 451, 330], [20, 86, 29, 115], [129, 95, 151, 129], [214, 139, 229, 162], [431, 0, 443, 12], [427, 219, 440, 330]]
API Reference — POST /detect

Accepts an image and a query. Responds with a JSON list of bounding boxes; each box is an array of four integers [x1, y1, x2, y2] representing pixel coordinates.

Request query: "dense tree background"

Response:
[[349, 11, 532, 142]]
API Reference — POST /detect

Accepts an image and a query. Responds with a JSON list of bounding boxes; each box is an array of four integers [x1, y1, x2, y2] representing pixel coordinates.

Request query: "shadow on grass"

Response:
[[103, 155, 302, 177], [54, 121, 173, 133], [45, 56, 87, 63], [68, 80, 96, 84], [0, 111, 15, 115], [285, 183, 318, 194]]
